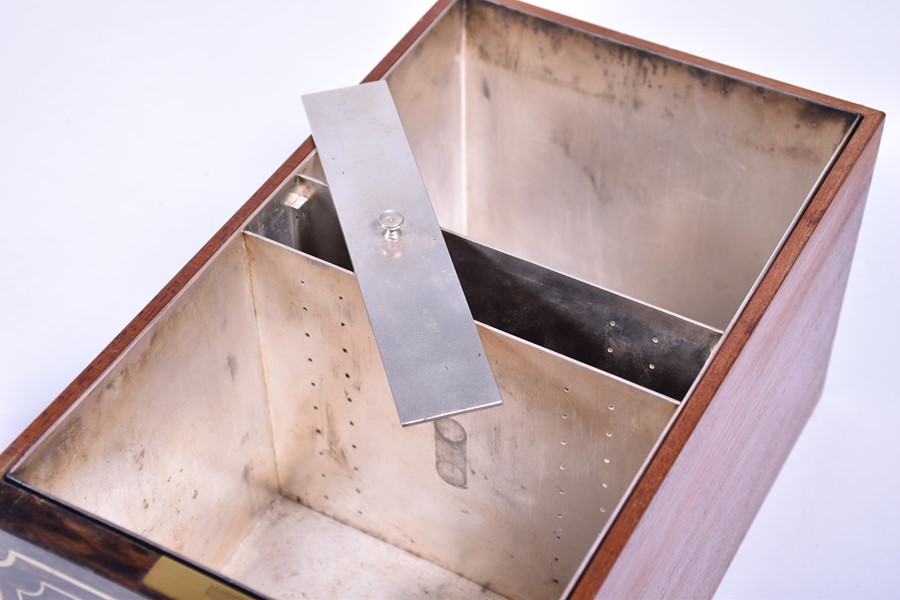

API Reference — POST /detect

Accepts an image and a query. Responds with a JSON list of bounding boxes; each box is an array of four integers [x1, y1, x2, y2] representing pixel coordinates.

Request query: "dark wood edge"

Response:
[[0, 480, 263, 598], [0, 0, 455, 477], [0, 0, 885, 595], [0, 480, 166, 597]]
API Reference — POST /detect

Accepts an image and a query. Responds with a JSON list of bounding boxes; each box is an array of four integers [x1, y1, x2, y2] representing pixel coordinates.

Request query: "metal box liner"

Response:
[[7, 1, 860, 598]]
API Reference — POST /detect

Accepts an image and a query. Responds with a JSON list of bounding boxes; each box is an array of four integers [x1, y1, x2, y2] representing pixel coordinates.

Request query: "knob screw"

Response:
[[378, 209, 404, 241]]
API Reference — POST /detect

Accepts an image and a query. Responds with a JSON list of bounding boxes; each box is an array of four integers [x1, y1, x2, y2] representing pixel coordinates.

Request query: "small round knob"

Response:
[[378, 209, 404, 241]]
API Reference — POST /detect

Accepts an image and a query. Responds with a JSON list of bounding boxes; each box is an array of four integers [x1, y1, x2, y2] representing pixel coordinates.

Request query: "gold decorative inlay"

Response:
[[142, 556, 253, 600]]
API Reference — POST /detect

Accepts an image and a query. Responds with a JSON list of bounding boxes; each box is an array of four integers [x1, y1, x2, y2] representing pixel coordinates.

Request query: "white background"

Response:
[[1, 1, 897, 597]]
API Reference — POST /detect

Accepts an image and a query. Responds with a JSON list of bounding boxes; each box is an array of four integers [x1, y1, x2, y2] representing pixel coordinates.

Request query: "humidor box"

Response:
[[0, 1, 884, 598]]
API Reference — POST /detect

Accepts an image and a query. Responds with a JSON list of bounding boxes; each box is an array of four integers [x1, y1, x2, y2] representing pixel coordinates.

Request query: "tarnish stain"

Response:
[[551, 129, 601, 198], [482, 78, 491, 100], [467, 0, 856, 154], [227, 353, 238, 381], [797, 100, 857, 129], [133, 447, 146, 472], [435, 418, 468, 488]]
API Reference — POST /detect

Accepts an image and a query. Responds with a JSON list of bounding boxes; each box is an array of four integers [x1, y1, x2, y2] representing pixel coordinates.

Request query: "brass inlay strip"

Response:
[[142, 556, 253, 600]]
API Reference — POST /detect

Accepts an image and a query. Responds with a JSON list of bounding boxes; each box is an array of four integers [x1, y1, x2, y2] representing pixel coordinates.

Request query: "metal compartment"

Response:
[[8, 1, 857, 598]]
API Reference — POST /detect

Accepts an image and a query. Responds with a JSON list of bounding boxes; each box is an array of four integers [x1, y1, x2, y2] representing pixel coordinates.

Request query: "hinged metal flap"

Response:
[[302, 81, 502, 426]]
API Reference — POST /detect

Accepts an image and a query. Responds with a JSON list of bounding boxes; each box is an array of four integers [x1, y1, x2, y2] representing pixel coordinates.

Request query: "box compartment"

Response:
[[13, 232, 679, 599], [8, 0, 858, 598]]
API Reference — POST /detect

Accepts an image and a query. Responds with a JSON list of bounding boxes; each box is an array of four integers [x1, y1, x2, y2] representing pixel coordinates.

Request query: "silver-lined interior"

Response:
[[10, 0, 856, 598]]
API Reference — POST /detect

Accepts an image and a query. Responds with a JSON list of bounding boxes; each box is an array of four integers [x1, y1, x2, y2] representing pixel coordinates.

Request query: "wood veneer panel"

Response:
[[574, 115, 884, 597]]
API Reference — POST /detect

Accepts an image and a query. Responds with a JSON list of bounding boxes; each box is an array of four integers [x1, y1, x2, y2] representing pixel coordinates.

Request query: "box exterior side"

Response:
[[576, 114, 884, 598]]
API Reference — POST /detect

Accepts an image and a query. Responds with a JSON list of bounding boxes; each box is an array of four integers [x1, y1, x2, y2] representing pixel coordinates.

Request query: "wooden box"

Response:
[[0, 1, 884, 598]]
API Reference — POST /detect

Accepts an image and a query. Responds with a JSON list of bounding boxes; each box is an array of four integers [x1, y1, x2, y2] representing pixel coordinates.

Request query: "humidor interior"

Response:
[[9, 1, 856, 598]]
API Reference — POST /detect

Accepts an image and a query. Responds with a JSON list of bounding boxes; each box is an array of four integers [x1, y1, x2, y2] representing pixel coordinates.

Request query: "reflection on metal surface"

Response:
[[303, 81, 502, 426], [243, 232, 676, 599], [434, 418, 468, 488], [245, 174, 353, 271]]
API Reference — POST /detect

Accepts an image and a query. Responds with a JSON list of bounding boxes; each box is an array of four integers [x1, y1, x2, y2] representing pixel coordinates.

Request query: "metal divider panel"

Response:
[[243, 233, 677, 600], [302, 81, 502, 426]]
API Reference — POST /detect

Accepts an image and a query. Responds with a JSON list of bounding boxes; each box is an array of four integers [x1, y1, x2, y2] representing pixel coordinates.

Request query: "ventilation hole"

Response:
[[557, 513, 563, 519], [308, 357, 313, 362], [353, 466, 359, 471], [347, 397, 353, 403], [351, 444, 357, 449], [606, 431, 612, 437], [609, 320, 616, 327], [311, 382, 316, 387], [649, 363, 656, 370], [560, 440, 567, 446], [554, 557, 560, 562], [563, 386, 570, 393], [300, 280, 305, 285], [603, 458, 610, 464], [553, 578, 560, 584], [338, 296, 344, 300], [561, 413, 568, 419], [600, 507, 607, 513], [342, 348, 348, 353], [320, 473, 326, 478], [558, 489, 565, 495], [559, 465, 566, 471], [340, 322, 346, 327], [315, 428, 322, 435], [313, 405, 318, 410], [318, 451, 324, 456], [355, 488, 361, 494], [607, 347, 613, 353], [302, 306, 308, 312], [324, 494, 329, 500], [608, 405, 615, 411], [349, 421, 355, 427], [345, 373, 350, 378], [305, 332, 310, 338], [357, 510, 363, 515], [652, 336, 659, 343], [602, 482, 608, 488]]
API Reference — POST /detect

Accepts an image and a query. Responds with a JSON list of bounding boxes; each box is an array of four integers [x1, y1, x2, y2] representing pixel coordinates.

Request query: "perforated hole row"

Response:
[[553, 384, 571, 587], [299, 285, 365, 509], [605, 318, 668, 378]]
